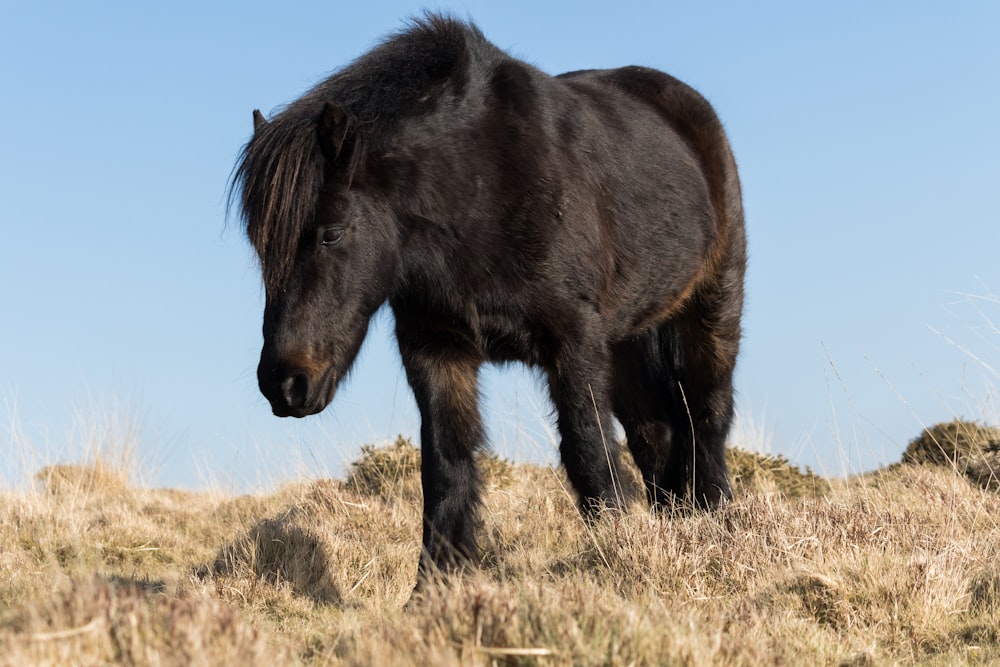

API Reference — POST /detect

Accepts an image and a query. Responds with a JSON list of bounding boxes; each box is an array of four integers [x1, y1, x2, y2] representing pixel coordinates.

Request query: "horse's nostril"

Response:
[[280, 371, 310, 408]]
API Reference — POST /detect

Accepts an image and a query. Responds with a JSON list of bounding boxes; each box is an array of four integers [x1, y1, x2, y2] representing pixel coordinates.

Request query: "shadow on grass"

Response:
[[201, 518, 342, 606]]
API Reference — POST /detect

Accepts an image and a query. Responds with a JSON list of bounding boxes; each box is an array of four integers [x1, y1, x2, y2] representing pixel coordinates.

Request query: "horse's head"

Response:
[[242, 103, 398, 417]]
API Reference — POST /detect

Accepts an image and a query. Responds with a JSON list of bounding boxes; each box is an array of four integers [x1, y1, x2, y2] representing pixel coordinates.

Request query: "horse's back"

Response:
[[554, 65, 738, 211]]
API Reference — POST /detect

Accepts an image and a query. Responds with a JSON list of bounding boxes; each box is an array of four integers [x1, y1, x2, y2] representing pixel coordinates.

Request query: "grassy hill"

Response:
[[1, 425, 998, 665]]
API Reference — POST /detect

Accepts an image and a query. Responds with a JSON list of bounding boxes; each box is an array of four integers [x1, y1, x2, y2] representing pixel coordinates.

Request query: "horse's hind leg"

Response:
[[664, 275, 743, 508], [611, 333, 675, 507], [614, 285, 741, 510], [659, 313, 736, 509]]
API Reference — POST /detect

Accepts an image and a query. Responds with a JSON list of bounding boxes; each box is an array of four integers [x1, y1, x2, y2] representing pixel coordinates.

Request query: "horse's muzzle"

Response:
[[257, 360, 334, 418]]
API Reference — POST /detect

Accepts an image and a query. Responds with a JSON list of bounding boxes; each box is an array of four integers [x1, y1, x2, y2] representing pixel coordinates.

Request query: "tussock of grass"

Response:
[[35, 462, 131, 497], [344, 435, 422, 502], [902, 419, 1000, 466], [2, 425, 999, 665], [727, 448, 830, 498], [901, 419, 1000, 491]]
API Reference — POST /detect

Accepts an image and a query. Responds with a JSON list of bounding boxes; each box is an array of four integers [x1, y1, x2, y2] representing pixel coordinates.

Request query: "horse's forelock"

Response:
[[232, 112, 327, 291]]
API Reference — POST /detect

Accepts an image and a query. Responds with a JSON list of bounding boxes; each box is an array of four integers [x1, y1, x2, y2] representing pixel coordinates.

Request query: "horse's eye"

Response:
[[320, 227, 345, 246]]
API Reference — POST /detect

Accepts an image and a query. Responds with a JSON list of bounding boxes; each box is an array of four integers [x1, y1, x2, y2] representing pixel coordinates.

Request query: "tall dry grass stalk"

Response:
[[1, 428, 999, 665]]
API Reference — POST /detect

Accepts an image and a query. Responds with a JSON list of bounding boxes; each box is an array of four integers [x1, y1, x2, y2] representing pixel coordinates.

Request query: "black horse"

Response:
[[231, 15, 746, 580]]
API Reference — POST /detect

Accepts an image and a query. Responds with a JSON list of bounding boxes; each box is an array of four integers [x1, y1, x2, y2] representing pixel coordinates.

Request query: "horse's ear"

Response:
[[252, 109, 268, 134], [317, 101, 357, 163]]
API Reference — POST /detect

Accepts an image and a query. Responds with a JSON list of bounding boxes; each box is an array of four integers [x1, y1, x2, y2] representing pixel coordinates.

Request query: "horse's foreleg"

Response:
[[400, 342, 485, 583], [546, 340, 627, 517]]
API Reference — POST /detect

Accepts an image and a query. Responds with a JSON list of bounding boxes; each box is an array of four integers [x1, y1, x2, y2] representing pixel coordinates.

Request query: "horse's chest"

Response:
[[471, 304, 547, 366]]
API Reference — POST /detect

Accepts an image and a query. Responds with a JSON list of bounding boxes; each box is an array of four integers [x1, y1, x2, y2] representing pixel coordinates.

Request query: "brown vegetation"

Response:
[[2, 426, 999, 665]]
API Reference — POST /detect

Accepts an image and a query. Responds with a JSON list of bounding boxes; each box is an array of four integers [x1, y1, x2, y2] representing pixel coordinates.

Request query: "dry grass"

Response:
[[2, 429, 999, 665]]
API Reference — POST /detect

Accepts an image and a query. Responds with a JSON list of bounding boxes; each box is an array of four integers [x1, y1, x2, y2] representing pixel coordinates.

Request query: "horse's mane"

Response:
[[228, 14, 484, 290]]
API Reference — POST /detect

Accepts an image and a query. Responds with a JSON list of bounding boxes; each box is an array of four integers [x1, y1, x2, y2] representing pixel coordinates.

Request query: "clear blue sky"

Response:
[[2, 1, 998, 490]]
